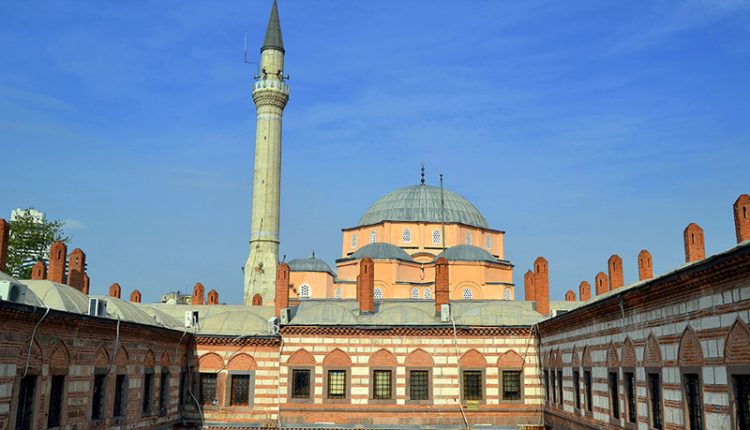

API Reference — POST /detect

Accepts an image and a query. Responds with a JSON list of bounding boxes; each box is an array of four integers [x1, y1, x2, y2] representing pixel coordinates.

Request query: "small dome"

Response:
[[435, 244, 497, 263], [351, 242, 414, 262], [358, 184, 489, 229], [288, 257, 336, 276]]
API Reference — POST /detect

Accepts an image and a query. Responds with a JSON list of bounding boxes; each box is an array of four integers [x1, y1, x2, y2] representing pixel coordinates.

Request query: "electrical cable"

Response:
[[450, 314, 470, 430], [277, 333, 284, 429], [22, 303, 50, 379]]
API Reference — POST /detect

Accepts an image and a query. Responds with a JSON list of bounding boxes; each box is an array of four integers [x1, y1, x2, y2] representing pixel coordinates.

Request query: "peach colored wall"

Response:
[[289, 271, 334, 299]]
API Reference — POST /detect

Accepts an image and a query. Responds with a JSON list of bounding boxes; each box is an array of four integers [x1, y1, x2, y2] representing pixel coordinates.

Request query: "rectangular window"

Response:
[[91, 374, 106, 420], [113, 374, 127, 418], [373, 370, 393, 400], [551, 369, 557, 404], [463, 370, 483, 401], [609, 371, 620, 419], [648, 372, 663, 430], [735, 374, 750, 430], [502, 371, 521, 400], [15, 375, 36, 430], [584, 370, 593, 412], [47, 375, 65, 428], [684, 373, 703, 430], [557, 370, 563, 405], [142, 372, 153, 414], [573, 370, 581, 409], [200, 373, 217, 405], [179, 371, 187, 407], [625, 372, 636, 423], [159, 371, 169, 416], [409, 370, 429, 401], [544, 370, 550, 402], [230, 374, 251, 405], [327, 370, 346, 399], [291, 369, 311, 399]]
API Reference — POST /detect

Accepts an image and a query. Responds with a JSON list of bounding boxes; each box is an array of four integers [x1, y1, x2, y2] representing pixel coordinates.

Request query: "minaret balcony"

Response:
[[253, 79, 290, 94]]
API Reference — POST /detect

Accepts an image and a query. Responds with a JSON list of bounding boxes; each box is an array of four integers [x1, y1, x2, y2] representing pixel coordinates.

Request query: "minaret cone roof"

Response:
[[261, 0, 284, 53]]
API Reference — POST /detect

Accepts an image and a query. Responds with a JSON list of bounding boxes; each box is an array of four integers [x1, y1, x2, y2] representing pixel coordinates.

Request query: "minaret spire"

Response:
[[262, 0, 284, 53]]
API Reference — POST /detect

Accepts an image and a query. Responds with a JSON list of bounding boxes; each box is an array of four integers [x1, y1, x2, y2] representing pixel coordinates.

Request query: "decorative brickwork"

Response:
[[369, 348, 398, 366], [621, 338, 636, 367], [275, 263, 289, 316], [578, 281, 591, 301], [725, 319, 750, 364], [683, 222, 705, 262], [358, 257, 374, 314], [608, 254, 623, 289], [207, 288, 219, 305], [405, 349, 433, 367], [524, 269, 535, 301], [638, 249, 653, 280], [323, 349, 352, 367], [734, 194, 750, 243], [227, 353, 258, 370], [497, 350, 524, 367], [109, 283, 121, 298], [643, 334, 662, 367], [533, 257, 549, 315], [434, 257, 449, 315], [287, 349, 316, 365], [199, 352, 225, 370], [594, 271, 609, 295], [130, 289, 142, 303], [564, 290, 576, 301], [459, 349, 487, 367], [192, 282, 205, 305], [606, 342, 619, 367], [678, 327, 703, 366], [31, 260, 46, 280], [0, 219, 8, 273], [67, 248, 86, 291], [48, 241, 67, 283]]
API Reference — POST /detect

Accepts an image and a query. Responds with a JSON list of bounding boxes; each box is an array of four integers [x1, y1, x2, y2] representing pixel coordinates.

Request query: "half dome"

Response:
[[350, 242, 414, 262], [358, 184, 489, 229], [435, 244, 497, 263], [288, 257, 336, 276]]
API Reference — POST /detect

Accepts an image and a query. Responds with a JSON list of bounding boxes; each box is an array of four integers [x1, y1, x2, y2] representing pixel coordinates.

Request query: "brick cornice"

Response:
[[281, 325, 530, 337]]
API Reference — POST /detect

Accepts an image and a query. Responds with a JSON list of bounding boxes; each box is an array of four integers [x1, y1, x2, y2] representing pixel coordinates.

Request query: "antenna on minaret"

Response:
[[420, 162, 425, 185], [243, 33, 260, 76]]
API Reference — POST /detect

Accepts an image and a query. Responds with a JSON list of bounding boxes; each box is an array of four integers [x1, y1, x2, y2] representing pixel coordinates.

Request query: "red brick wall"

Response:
[[358, 258, 374, 314], [735, 194, 750, 243], [594, 271, 609, 295], [192, 282, 205, 305], [31, 261, 46, 280], [109, 283, 121, 299], [683, 223, 705, 262], [275, 263, 289, 316], [578, 281, 591, 302], [533, 257, 549, 315], [67, 248, 86, 291], [48, 242, 67, 284], [130, 289, 142, 303], [564, 290, 576, 301], [524, 269, 535, 302], [607, 254, 623, 289], [434, 257, 449, 315], [638, 249, 653, 280], [0, 219, 8, 273], [207, 289, 219, 305]]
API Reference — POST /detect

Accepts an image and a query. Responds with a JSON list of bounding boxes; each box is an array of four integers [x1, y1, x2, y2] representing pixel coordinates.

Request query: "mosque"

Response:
[[1, 2, 750, 430]]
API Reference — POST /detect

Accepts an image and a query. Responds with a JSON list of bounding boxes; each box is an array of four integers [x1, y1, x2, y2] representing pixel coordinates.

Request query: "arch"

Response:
[[621, 338, 636, 367], [459, 349, 487, 368], [571, 345, 580, 367], [287, 349, 316, 366], [374, 287, 383, 300], [323, 349, 352, 367], [299, 284, 311, 299], [405, 349, 434, 367], [335, 287, 342, 299], [159, 351, 171, 367], [116, 345, 129, 366], [582, 346, 592, 367], [411, 287, 419, 299], [725, 318, 750, 364], [402, 228, 411, 243], [453, 282, 482, 300], [94, 345, 110, 367], [142, 348, 154, 367], [643, 334, 662, 367], [678, 327, 703, 366], [606, 342, 619, 367], [497, 350, 524, 368], [199, 352, 224, 370], [227, 353, 258, 371], [504, 288, 512, 301], [49, 340, 71, 369], [423, 288, 431, 299], [19, 339, 43, 370], [252, 294, 263, 306], [369, 349, 397, 367], [553, 348, 563, 368]]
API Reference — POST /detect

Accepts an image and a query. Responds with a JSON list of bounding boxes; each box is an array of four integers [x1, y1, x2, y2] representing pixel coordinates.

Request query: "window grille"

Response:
[[432, 230, 441, 244], [159, 371, 169, 415], [373, 370, 392, 400], [409, 370, 429, 400], [609, 372, 619, 418], [502, 371, 521, 400], [485, 235, 491, 249], [115, 374, 128, 417], [351, 234, 357, 248], [92, 374, 106, 420], [143, 372, 153, 413], [335, 287, 342, 299], [573, 370, 580, 409], [551, 369, 557, 403], [557, 370, 563, 405], [466, 232, 472, 245], [299, 284, 310, 299], [584, 371, 593, 412], [231, 374, 250, 405], [648, 373, 663, 429], [504, 288, 511, 301], [402, 229, 411, 243], [369, 231, 376, 243], [291, 369, 311, 399], [16, 375, 36, 430], [625, 372, 636, 423], [47, 375, 65, 428], [684, 373, 703, 430], [463, 371, 483, 401], [200, 373, 217, 405], [374, 288, 383, 300], [463, 288, 473, 300], [411, 287, 419, 299], [327, 370, 346, 399], [423, 288, 431, 299]]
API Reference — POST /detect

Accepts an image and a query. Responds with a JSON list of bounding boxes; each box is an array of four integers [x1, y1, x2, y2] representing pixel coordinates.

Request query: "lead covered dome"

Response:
[[358, 184, 489, 229]]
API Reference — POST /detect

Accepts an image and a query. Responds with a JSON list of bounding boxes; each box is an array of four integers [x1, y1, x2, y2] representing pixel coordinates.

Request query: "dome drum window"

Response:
[[374, 288, 383, 301], [423, 288, 431, 299], [463, 288, 473, 300], [299, 284, 310, 299], [351, 234, 357, 248], [432, 230, 441, 244], [411, 287, 419, 299], [402, 229, 411, 243], [466, 232, 473, 245], [485, 235, 491, 249], [335, 288, 342, 299], [369, 231, 377, 244]]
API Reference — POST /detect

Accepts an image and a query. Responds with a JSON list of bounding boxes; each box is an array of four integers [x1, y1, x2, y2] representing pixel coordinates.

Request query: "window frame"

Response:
[[370, 367, 396, 404], [573, 369, 581, 412], [351, 234, 357, 248], [288, 367, 314, 403], [299, 284, 311, 299], [623, 367, 637, 428], [369, 230, 377, 244], [402, 228, 411, 243], [13, 373, 38, 430], [432, 229, 441, 244], [583, 368, 593, 416], [681, 369, 704, 430], [225, 370, 255, 407], [199, 372, 218, 407], [90, 368, 108, 422], [608, 369, 620, 420], [406, 367, 432, 405], [159, 370, 169, 417], [460, 368, 486, 404], [646, 369, 664, 430], [142, 368, 154, 415], [730, 368, 750, 430], [323, 367, 350, 404], [47, 371, 67, 429], [411, 287, 419, 299], [499, 368, 524, 403], [113, 373, 128, 420]]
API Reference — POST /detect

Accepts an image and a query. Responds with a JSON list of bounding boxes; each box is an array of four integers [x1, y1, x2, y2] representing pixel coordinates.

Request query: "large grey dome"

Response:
[[358, 185, 489, 229], [288, 257, 336, 276], [350, 243, 414, 262], [435, 245, 497, 263]]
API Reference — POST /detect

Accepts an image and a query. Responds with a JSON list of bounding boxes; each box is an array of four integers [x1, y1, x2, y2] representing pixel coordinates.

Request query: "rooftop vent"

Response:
[[87, 298, 107, 317]]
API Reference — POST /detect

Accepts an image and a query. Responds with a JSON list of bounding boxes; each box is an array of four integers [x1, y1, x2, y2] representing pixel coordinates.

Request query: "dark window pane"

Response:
[[544, 370, 550, 402], [648, 373, 663, 430], [573, 370, 580, 409], [179, 371, 187, 407], [409, 370, 429, 401], [159, 371, 169, 415], [551, 369, 557, 404], [200, 373, 217, 405], [609, 372, 619, 418], [735, 375, 750, 430], [142, 372, 153, 413], [231, 374, 250, 405], [92, 374, 106, 420], [114, 375, 127, 418], [291, 369, 311, 399], [626, 372, 636, 423], [373, 370, 392, 400], [327, 370, 346, 399], [557, 371, 563, 405], [47, 375, 65, 428], [502, 371, 521, 400], [15, 375, 36, 430], [684, 374, 703, 430], [463, 371, 483, 401], [584, 371, 593, 412]]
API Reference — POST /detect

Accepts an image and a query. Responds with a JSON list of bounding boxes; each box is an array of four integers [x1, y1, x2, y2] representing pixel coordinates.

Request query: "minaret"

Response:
[[244, 0, 290, 306]]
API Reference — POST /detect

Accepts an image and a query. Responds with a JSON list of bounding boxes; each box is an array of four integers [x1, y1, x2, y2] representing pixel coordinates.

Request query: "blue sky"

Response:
[[2, 0, 749, 304]]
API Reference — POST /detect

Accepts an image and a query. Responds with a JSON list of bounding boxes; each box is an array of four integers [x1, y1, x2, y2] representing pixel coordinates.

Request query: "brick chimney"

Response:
[[734, 194, 750, 243], [608, 254, 623, 290], [192, 282, 205, 305], [358, 257, 375, 314], [207, 289, 219, 305], [48, 242, 67, 283], [108, 283, 121, 299], [683, 223, 705, 263], [638, 249, 653, 281], [533, 257, 549, 316], [435, 257, 449, 316], [31, 261, 47, 280], [564, 290, 576, 301], [595, 272, 609, 295], [0, 219, 8, 274], [275, 263, 289, 317], [82, 273, 90, 295], [67, 248, 86, 291], [524, 269, 535, 302], [130, 289, 141, 303], [579, 281, 591, 302]]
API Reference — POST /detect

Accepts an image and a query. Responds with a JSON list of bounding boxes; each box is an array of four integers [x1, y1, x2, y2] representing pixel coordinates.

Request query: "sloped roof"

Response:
[[288, 257, 336, 276]]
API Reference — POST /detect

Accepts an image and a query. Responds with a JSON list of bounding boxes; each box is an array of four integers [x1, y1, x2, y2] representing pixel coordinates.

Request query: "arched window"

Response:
[[351, 234, 357, 248], [374, 288, 383, 301], [402, 229, 411, 243], [466, 232, 472, 245], [463, 288, 473, 300], [485, 235, 491, 249], [432, 229, 441, 244], [335, 287, 342, 299], [504, 288, 511, 301], [411, 287, 419, 299], [423, 288, 431, 299], [369, 231, 377, 244], [299, 284, 310, 299]]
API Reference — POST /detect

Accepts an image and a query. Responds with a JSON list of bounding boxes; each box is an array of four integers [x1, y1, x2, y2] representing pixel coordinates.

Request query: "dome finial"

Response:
[[420, 162, 425, 185]]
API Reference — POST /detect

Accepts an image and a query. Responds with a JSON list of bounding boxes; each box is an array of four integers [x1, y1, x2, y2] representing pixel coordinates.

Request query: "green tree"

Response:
[[6, 208, 70, 279]]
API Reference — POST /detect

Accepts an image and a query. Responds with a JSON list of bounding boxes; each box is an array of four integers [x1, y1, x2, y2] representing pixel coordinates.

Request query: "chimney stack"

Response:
[[358, 257, 375, 314], [734, 194, 750, 244], [608, 254, 623, 289], [0, 219, 8, 274], [638, 249, 653, 281], [82, 273, 90, 295], [108, 283, 121, 299], [595, 272, 609, 295], [533, 257, 549, 316], [130, 289, 141, 303], [579, 281, 591, 302], [48, 242, 67, 283], [67, 248, 86, 291], [524, 270, 535, 302], [207, 289, 219, 305], [564, 290, 576, 301], [275, 263, 289, 317], [192, 282, 205, 305], [31, 261, 47, 280], [683, 223, 705, 263], [435, 257, 450, 316]]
